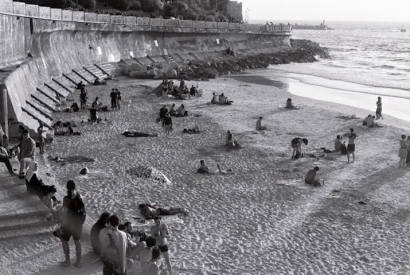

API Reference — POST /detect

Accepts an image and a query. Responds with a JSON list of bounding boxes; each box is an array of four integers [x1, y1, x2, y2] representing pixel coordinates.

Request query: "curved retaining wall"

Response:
[[0, 13, 291, 137]]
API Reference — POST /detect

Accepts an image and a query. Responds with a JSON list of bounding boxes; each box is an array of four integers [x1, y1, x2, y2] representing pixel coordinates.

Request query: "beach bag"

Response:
[[341, 143, 348, 155], [103, 234, 121, 271]]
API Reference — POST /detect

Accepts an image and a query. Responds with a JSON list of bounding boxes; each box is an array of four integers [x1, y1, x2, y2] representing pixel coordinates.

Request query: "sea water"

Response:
[[264, 21, 410, 120]]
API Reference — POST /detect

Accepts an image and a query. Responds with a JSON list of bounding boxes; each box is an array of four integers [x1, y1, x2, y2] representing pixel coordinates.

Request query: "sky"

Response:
[[239, 0, 410, 22]]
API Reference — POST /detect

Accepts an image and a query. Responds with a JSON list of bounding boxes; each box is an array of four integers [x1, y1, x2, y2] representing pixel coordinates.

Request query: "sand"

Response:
[[2, 69, 410, 275]]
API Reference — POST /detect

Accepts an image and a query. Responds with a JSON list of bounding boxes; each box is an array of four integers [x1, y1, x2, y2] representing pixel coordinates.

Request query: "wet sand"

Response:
[[3, 72, 410, 275]]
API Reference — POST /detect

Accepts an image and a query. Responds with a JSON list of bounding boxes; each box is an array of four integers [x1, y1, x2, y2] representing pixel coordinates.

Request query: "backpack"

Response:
[[103, 234, 121, 271], [68, 195, 86, 225]]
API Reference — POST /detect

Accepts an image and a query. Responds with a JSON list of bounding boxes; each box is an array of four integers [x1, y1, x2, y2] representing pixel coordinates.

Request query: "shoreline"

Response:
[[3, 72, 410, 274]]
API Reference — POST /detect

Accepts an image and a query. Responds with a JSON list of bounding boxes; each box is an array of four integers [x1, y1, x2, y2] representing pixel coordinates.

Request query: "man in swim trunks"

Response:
[[343, 128, 358, 163], [151, 217, 172, 275]]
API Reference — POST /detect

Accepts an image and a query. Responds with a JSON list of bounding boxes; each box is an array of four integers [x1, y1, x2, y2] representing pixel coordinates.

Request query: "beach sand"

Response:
[[2, 70, 410, 275]]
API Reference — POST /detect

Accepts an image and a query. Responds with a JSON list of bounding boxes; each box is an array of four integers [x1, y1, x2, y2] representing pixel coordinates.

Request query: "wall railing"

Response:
[[0, 0, 292, 34]]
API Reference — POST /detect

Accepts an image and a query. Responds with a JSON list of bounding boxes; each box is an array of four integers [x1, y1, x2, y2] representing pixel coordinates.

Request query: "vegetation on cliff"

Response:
[[20, 0, 232, 21]]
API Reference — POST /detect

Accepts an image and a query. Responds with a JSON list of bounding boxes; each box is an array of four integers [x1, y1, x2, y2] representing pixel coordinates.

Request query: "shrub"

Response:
[[128, 0, 141, 10], [140, 0, 162, 13], [79, 0, 96, 9], [108, 0, 130, 11]]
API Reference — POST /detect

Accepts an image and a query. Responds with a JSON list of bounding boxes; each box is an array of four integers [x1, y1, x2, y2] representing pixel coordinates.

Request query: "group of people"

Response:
[[90, 210, 174, 275], [211, 92, 232, 105], [110, 88, 122, 109], [161, 79, 198, 99]]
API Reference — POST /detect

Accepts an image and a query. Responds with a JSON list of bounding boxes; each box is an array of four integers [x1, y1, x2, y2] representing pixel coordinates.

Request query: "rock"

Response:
[[80, 168, 89, 175]]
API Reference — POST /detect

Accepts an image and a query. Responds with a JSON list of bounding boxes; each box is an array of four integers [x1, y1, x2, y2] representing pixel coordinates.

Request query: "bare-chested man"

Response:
[[151, 217, 172, 275]]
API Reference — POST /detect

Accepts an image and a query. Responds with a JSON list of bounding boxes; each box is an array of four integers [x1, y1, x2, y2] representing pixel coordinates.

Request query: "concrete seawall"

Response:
[[0, 13, 291, 137]]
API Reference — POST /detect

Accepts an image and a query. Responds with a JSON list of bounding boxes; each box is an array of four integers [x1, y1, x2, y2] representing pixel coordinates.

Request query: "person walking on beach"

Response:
[[110, 89, 117, 109], [162, 113, 173, 136], [376, 96, 383, 120], [60, 180, 86, 267], [151, 216, 172, 275], [398, 135, 408, 168], [343, 128, 357, 163]]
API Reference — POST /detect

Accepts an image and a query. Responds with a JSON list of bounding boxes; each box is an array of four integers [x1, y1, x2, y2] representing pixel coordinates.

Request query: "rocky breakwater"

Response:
[[116, 39, 330, 80]]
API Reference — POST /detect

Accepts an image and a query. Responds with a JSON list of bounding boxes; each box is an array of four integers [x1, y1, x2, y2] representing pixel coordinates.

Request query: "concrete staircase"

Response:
[[0, 157, 102, 275], [16, 63, 116, 135]]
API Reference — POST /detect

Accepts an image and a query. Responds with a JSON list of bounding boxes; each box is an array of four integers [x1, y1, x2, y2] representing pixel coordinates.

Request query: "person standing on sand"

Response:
[[159, 105, 168, 122], [406, 136, 410, 166], [110, 89, 117, 109], [37, 122, 45, 154], [343, 128, 357, 163], [398, 135, 407, 168], [116, 89, 122, 110], [151, 217, 172, 275], [162, 113, 173, 136], [376, 96, 383, 120], [60, 180, 86, 267]]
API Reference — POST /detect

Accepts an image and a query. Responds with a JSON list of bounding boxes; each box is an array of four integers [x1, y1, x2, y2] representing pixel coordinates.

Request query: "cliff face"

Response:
[[0, 14, 291, 136]]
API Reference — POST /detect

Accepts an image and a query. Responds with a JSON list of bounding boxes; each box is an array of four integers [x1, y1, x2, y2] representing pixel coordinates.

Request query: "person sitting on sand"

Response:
[[91, 97, 102, 111], [139, 236, 157, 273], [176, 104, 187, 117], [25, 161, 44, 196], [305, 166, 323, 187], [90, 212, 111, 255], [256, 117, 267, 131], [145, 247, 166, 275], [169, 104, 177, 116], [369, 116, 383, 128], [334, 135, 343, 152], [211, 92, 219, 104], [40, 185, 63, 222], [197, 160, 210, 174], [285, 98, 298, 109], [291, 138, 308, 158], [219, 93, 228, 104], [226, 131, 234, 146]]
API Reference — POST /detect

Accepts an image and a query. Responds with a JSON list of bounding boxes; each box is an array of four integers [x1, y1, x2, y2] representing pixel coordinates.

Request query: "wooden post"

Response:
[[2, 88, 8, 138]]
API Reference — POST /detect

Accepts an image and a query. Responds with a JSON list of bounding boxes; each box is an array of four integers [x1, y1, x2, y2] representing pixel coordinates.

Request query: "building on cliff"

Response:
[[227, 1, 243, 22]]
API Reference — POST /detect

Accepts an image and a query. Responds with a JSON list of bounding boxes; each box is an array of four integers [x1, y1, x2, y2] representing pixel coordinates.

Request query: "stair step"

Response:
[[63, 72, 83, 86], [0, 224, 55, 241], [54, 76, 75, 91], [96, 63, 116, 75], [86, 67, 106, 79], [44, 82, 68, 99], [26, 101, 53, 121], [21, 105, 52, 129], [151, 56, 168, 63], [73, 69, 95, 84], [18, 112, 40, 133], [134, 57, 152, 65], [0, 216, 49, 232], [0, 210, 49, 222], [52, 78, 73, 97], [31, 93, 56, 111], [83, 66, 100, 79], [37, 86, 59, 104]]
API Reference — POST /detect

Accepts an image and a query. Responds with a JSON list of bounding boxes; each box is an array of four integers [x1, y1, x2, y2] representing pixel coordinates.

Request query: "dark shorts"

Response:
[[347, 144, 355, 152], [158, 245, 169, 253], [157, 208, 171, 215], [60, 225, 82, 241]]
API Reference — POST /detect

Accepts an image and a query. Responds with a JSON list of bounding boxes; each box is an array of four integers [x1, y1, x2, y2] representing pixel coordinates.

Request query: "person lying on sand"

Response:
[[256, 117, 267, 131], [122, 131, 158, 138], [182, 125, 200, 134], [305, 166, 323, 187], [138, 204, 188, 219], [285, 98, 298, 109], [197, 160, 233, 174]]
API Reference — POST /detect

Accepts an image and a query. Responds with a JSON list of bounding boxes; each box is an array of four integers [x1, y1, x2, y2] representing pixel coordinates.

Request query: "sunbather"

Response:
[[139, 204, 188, 219], [122, 131, 158, 138]]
